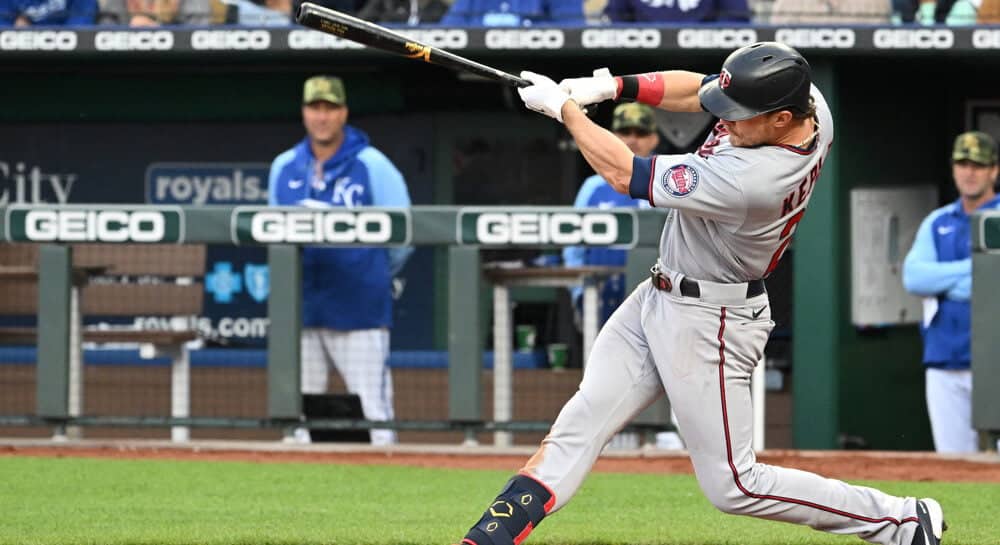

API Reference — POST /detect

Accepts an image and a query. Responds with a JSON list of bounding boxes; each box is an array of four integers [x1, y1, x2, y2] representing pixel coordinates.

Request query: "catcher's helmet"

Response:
[[698, 42, 812, 121]]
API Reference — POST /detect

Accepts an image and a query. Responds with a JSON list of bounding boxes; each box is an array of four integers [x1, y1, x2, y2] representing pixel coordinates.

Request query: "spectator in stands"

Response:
[[901, 0, 990, 24], [903, 131, 1000, 454], [768, 0, 890, 23], [441, 0, 584, 26], [603, 0, 749, 22], [979, 0, 1000, 21], [233, 0, 291, 24], [357, 0, 448, 24], [1, 0, 97, 24], [562, 102, 656, 329], [98, 0, 212, 25], [269, 75, 414, 446]]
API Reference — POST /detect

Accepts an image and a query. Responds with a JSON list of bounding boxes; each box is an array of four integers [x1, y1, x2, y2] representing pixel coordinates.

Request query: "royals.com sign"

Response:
[[4, 206, 184, 243], [457, 209, 637, 247], [146, 163, 269, 205], [230, 207, 410, 245]]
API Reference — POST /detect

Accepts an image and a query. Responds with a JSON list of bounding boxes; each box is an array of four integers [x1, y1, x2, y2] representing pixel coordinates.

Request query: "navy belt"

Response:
[[651, 267, 766, 299], [679, 277, 766, 298]]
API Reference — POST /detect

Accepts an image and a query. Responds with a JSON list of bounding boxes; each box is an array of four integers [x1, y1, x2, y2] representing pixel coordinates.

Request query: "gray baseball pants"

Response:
[[519, 273, 921, 545]]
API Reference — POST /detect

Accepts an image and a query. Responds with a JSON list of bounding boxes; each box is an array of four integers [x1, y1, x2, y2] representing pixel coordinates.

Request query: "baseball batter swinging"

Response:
[[455, 43, 946, 545]]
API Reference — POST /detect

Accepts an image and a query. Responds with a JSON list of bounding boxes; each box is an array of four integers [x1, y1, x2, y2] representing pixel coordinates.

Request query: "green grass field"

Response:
[[0, 456, 997, 545]]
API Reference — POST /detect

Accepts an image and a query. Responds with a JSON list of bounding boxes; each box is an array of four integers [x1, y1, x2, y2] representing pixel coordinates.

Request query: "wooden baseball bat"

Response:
[[295, 3, 531, 88]]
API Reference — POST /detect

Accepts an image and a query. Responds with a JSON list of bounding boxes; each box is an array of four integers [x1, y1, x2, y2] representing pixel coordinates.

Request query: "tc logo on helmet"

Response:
[[719, 68, 732, 89]]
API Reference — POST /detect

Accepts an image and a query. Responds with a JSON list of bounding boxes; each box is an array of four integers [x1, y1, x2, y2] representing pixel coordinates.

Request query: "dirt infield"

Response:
[[2, 441, 999, 483]]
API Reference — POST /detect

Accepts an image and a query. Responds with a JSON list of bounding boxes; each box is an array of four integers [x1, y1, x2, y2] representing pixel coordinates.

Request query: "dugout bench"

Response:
[[0, 243, 205, 441]]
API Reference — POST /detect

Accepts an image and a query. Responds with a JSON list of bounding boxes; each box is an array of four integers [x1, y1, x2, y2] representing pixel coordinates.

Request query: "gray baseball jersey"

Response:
[[645, 85, 834, 282], [514, 85, 926, 545]]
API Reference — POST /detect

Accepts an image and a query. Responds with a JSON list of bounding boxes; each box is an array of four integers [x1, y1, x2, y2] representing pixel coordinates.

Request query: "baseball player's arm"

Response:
[[902, 215, 970, 296], [946, 275, 971, 301], [267, 164, 280, 206], [559, 70, 705, 113], [364, 148, 414, 276], [267, 150, 296, 206], [623, 70, 705, 112], [562, 103, 635, 195]]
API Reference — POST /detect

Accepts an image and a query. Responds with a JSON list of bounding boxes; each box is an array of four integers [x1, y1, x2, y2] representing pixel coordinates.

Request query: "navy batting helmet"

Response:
[[698, 42, 812, 121]]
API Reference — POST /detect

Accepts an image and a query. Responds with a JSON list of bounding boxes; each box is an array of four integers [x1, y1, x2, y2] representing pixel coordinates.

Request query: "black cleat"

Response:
[[912, 498, 946, 545]]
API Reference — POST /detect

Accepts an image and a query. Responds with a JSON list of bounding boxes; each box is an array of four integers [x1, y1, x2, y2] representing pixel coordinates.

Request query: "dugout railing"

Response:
[[972, 211, 1000, 451], [0, 204, 699, 445]]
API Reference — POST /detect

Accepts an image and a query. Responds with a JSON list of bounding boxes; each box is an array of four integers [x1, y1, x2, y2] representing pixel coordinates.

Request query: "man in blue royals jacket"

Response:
[[903, 131, 1000, 453], [562, 103, 657, 327], [269, 75, 413, 446], [0, 0, 96, 25]]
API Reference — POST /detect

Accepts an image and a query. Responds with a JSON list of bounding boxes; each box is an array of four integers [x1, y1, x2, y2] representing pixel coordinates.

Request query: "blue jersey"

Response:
[[0, 0, 96, 24], [440, 0, 583, 25], [903, 194, 1000, 369], [562, 174, 647, 324], [268, 125, 413, 331]]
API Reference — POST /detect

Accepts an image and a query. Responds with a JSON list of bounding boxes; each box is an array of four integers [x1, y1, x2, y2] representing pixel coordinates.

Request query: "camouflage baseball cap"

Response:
[[303, 76, 346, 105], [952, 131, 998, 165], [612, 103, 657, 133]]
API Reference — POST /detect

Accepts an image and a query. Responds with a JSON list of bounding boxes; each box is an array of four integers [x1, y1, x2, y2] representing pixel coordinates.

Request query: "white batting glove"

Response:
[[558, 68, 617, 107], [517, 71, 571, 123]]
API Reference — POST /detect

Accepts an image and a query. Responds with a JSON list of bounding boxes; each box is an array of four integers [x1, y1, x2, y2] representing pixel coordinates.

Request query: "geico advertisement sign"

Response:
[[95, 30, 174, 51], [458, 210, 637, 246], [0, 30, 76, 51], [6, 208, 184, 242], [232, 209, 410, 245]]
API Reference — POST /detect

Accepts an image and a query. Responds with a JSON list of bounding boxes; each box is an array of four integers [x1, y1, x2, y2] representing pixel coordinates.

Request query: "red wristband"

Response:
[[616, 73, 665, 106], [636, 72, 665, 106]]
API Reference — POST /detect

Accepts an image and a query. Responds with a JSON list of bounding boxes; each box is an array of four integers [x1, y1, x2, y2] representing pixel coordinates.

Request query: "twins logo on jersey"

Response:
[[662, 165, 699, 198]]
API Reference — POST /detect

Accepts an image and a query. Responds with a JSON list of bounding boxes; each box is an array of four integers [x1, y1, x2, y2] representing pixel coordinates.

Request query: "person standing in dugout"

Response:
[[903, 131, 1000, 454], [268, 75, 413, 446], [454, 43, 946, 545]]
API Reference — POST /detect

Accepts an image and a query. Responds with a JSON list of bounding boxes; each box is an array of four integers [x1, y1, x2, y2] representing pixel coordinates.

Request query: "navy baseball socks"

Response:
[[460, 474, 554, 545], [911, 498, 946, 545]]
